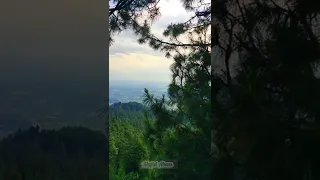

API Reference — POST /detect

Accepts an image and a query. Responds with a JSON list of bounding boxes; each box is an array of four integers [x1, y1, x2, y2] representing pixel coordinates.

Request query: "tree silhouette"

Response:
[[210, 0, 320, 179]]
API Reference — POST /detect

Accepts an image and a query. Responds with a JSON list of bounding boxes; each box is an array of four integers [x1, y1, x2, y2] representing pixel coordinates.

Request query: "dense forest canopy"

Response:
[[109, 102, 149, 113], [108, 101, 153, 128], [0, 102, 150, 180], [0, 126, 108, 180]]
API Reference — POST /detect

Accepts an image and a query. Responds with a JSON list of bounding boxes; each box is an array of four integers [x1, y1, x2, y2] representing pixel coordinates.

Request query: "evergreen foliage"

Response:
[[109, 0, 212, 179], [0, 126, 108, 180]]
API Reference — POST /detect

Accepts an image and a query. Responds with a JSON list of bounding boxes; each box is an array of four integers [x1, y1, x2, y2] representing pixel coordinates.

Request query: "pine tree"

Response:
[[109, 0, 211, 179]]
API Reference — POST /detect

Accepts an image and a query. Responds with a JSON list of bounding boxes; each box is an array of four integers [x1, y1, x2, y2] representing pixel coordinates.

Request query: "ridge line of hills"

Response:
[[0, 101, 149, 138]]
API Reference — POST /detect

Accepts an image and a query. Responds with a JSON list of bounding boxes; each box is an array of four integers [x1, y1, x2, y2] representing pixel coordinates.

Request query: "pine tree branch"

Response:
[[132, 20, 211, 48], [109, 0, 136, 16]]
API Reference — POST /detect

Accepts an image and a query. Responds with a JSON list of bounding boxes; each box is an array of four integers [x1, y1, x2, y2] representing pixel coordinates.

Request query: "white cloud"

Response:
[[109, 53, 173, 83], [109, 0, 196, 82], [110, 0, 194, 55]]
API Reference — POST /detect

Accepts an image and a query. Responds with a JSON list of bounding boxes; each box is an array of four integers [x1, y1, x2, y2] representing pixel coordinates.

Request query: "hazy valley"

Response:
[[0, 80, 167, 136]]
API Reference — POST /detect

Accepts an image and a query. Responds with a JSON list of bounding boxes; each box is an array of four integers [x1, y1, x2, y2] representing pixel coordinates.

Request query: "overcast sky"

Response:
[[109, 0, 194, 83], [0, 0, 108, 84], [0, 0, 194, 85]]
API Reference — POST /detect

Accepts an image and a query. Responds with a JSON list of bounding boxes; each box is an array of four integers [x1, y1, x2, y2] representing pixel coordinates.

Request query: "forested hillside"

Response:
[[109, 101, 155, 179], [109, 102, 153, 129], [0, 101, 151, 180], [0, 126, 108, 180]]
